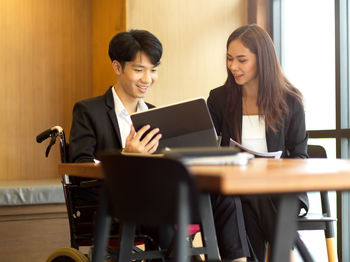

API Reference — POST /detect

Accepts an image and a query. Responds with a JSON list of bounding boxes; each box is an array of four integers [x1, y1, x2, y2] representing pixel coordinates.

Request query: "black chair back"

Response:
[[307, 144, 327, 158], [100, 153, 200, 226], [99, 152, 202, 262]]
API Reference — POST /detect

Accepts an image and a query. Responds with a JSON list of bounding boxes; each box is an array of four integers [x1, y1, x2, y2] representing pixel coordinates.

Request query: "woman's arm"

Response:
[[285, 98, 308, 158]]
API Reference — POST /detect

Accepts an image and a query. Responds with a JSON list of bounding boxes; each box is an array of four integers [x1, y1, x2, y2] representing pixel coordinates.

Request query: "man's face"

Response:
[[113, 51, 158, 100]]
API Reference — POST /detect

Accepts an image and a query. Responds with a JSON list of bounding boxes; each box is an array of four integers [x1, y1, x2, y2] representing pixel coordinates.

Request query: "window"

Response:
[[282, 0, 336, 132], [273, 0, 350, 261]]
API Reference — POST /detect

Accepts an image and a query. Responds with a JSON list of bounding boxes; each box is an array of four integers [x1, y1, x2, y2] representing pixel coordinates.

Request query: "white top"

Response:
[[112, 87, 148, 148], [241, 115, 268, 153]]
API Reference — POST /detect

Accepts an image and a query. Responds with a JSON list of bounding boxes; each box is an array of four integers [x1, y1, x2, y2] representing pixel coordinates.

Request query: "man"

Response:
[[69, 29, 174, 251], [69, 30, 162, 163]]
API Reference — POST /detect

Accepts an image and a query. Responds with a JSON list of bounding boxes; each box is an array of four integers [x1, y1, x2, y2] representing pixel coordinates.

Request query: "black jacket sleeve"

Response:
[[69, 101, 97, 163], [284, 97, 308, 158]]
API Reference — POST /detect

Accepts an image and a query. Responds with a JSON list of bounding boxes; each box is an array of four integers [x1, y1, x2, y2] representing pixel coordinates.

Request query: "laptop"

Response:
[[130, 98, 219, 150]]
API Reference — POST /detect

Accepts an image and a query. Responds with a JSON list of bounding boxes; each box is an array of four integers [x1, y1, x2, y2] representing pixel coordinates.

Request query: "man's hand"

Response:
[[123, 124, 162, 154]]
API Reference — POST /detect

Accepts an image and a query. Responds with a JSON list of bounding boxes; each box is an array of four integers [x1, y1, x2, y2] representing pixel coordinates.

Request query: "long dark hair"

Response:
[[224, 24, 303, 142]]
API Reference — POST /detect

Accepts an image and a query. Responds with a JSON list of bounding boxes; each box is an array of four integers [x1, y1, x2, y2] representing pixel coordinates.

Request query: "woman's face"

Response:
[[227, 39, 258, 88]]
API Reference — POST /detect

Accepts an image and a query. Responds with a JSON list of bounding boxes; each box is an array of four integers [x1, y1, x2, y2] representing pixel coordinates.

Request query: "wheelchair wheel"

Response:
[[46, 247, 88, 262]]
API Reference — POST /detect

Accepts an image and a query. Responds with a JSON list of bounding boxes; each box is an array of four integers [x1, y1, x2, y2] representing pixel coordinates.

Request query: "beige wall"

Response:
[[127, 0, 248, 106]]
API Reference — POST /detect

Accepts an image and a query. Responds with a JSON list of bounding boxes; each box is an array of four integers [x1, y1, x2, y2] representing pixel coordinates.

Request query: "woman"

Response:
[[207, 24, 309, 261]]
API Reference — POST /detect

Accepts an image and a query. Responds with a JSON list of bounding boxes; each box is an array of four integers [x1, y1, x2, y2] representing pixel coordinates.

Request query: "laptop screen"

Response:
[[130, 98, 218, 150]]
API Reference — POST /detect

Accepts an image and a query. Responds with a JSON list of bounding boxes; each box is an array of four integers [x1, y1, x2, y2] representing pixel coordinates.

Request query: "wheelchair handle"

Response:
[[36, 126, 64, 143], [36, 128, 52, 143]]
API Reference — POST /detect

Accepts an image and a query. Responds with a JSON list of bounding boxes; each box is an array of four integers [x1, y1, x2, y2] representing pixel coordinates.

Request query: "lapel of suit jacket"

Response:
[[105, 87, 123, 147], [266, 124, 283, 154]]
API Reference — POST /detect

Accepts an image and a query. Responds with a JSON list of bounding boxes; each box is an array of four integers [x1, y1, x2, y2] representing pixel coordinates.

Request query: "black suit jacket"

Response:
[[207, 85, 309, 211], [69, 86, 154, 163]]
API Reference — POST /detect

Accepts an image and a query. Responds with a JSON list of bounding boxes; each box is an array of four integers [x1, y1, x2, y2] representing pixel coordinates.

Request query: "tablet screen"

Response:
[[131, 98, 218, 149]]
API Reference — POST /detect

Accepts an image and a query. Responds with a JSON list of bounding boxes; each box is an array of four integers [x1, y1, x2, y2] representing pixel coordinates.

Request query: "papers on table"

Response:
[[229, 138, 282, 159], [179, 152, 254, 166], [162, 146, 253, 166]]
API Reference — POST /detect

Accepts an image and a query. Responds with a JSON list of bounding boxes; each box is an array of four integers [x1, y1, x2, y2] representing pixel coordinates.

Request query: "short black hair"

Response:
[[108, 29, 162, 68]]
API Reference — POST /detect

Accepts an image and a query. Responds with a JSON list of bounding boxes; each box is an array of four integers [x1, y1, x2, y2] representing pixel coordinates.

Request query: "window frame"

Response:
[[271, 0, 350, 260]]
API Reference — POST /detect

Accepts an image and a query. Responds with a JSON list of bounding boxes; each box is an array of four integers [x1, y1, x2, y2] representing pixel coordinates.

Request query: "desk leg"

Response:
[[118, 223, 136, 262], [270, 194, 298, 262], [91, 188, 112, 262], [175, 182, 191, 262], [270, 194, 315, 262], [199, 193, 220, 261]]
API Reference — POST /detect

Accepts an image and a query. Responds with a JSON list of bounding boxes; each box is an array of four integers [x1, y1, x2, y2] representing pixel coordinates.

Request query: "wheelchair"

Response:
[[37, 126, 157, 262]]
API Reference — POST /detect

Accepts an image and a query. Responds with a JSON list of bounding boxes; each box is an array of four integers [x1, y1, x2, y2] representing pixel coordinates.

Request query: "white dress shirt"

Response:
[[241, 115, 268, 153], [112, 87, 148, 148]]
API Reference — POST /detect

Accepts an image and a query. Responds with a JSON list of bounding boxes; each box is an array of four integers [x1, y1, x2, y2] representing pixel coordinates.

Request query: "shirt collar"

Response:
[[112, 86, 148, 115]]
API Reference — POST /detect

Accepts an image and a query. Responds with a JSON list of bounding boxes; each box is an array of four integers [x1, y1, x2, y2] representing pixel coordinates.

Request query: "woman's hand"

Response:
[[123, 124, 162, 154]]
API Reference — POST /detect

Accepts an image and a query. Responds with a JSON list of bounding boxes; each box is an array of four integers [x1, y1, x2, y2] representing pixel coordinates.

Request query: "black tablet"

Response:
[[131, 98, 218, 150]]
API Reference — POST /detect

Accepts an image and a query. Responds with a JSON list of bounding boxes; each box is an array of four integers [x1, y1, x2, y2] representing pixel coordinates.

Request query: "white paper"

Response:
[[229, 138, 282, 159], [181, 152, 254, 166]]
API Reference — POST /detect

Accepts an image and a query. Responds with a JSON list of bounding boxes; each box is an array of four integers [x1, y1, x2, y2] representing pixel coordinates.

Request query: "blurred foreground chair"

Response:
[[296, 144, 337, 262], [95, 152, 220, 262]]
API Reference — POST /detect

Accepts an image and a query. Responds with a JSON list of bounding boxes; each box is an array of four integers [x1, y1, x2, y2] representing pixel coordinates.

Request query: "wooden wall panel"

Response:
[[0, 0, 93, 181], [248, 0, 271, 34], [126, 0, 248, 107], [92, 0, 126, 96]]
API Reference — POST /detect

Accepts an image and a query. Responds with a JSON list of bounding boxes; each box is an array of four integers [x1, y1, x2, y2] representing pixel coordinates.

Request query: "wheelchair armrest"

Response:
[[79, 179, 103, 188]]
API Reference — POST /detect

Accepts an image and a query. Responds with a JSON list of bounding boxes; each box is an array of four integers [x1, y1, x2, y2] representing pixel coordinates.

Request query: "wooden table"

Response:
[[59, 158, 350, 194], [58, 158, 350, 262]]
